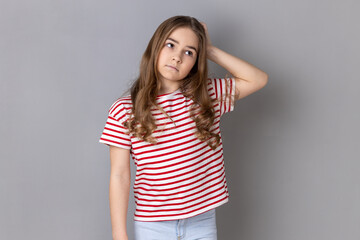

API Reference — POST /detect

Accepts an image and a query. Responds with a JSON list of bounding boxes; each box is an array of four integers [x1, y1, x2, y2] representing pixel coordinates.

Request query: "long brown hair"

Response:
[[124, 15, 221, 149]]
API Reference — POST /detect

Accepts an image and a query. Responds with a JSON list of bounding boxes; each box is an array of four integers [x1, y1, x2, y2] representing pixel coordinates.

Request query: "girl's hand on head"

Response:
[[200, 22, 213, 51]]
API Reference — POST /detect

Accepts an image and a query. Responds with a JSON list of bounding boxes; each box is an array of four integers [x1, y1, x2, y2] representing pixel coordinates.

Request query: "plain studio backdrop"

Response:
[[1, 0, 359, 239]]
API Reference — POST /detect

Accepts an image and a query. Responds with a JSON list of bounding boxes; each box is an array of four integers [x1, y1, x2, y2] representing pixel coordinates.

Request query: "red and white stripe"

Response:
[[99, 78, 235, 221]]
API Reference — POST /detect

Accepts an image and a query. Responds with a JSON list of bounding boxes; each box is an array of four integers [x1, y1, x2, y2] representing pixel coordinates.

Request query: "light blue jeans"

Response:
[[134, 209, 217, 240]]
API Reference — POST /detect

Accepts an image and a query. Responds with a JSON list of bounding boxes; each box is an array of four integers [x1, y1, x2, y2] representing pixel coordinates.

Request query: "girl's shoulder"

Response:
[[109, 95, 132, 109], [108, 95, 132, 120], [207, 77, 235, 96]]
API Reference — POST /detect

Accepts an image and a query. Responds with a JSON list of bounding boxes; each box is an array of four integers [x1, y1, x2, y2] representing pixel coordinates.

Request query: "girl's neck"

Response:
[[158, 82, 181, 95]]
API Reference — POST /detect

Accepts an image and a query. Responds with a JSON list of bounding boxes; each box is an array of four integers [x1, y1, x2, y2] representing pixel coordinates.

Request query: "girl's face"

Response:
[[156, 27, 199, 93]]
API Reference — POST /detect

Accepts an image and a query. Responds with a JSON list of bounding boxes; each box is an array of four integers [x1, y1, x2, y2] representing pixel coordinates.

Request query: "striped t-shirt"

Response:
[[99, 78, 235, 221]]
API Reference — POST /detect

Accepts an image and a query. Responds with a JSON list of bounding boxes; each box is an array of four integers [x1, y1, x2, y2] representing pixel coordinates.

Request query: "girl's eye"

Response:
[[185, 50, 194, 56], [166, 43, 174, 48]]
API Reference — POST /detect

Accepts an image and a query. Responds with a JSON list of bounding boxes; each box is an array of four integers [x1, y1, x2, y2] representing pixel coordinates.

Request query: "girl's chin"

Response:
[[159, 74, 184, 82]]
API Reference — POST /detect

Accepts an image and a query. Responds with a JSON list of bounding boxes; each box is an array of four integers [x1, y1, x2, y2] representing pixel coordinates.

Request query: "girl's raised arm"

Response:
[[202, 23, 268, 100], [109, 146, 131, 240]]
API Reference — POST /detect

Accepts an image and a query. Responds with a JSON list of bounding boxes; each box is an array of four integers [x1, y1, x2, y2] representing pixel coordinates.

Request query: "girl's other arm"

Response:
[[109, 145, 131, 240], [202, 23, 268, 100]]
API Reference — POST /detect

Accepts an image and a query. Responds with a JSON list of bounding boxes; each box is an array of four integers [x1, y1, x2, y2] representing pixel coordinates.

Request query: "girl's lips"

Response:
[[166, 65, 179, 71]]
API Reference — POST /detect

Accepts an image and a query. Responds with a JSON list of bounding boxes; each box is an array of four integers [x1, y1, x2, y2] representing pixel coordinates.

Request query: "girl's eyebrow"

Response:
[[167, 37, 198, 53]]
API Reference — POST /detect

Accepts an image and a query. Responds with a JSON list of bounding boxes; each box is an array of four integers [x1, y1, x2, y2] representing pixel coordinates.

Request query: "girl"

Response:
[[99, 15, 268, 240]]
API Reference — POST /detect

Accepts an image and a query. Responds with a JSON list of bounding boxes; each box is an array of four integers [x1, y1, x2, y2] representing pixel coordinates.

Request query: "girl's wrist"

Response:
[[206, 45, 218, 61]]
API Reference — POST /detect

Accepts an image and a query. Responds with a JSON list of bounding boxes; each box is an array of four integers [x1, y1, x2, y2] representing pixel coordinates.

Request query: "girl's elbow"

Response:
[[259, 72, 269, 88], [264, 73, 269, 85]]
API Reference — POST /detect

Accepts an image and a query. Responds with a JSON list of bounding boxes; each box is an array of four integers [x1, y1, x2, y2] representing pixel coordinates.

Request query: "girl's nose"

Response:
[[172, 53, 182, 63]]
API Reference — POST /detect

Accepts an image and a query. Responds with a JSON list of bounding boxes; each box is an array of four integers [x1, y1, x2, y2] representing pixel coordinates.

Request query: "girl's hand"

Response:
[[200, 22, 213, 52]]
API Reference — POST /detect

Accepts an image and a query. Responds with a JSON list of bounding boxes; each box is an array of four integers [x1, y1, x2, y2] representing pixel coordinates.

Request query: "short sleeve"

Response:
[[209, 78, 236, 116], [99, 99, 132, 150]]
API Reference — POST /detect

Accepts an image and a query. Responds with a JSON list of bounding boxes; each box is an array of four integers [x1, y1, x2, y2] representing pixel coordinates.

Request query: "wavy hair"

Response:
[[124, 15, 221, 149]]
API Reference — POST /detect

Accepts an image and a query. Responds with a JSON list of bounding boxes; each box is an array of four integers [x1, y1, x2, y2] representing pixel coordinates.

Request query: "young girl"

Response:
[[99, 15, 268, 240]]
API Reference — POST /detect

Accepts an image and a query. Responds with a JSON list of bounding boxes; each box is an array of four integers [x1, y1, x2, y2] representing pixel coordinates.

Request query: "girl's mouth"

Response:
[[166, 65, 179, 71]]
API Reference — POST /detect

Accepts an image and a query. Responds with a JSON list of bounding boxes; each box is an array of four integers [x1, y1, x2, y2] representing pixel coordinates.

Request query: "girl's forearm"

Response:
[[207, 45, 268, 85], [109, 174, 130, 240]]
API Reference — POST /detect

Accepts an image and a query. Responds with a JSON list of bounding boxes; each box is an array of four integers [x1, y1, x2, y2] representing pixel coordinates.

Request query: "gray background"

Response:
[[1, 0, 359, 239]]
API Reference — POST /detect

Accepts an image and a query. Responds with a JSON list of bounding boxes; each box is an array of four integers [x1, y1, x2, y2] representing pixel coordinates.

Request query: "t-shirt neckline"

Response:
[[156, 88, 182, 99]]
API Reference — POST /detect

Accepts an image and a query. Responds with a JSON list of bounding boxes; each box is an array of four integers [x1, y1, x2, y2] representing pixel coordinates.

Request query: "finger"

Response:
[[200, 22, 207, 31]]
